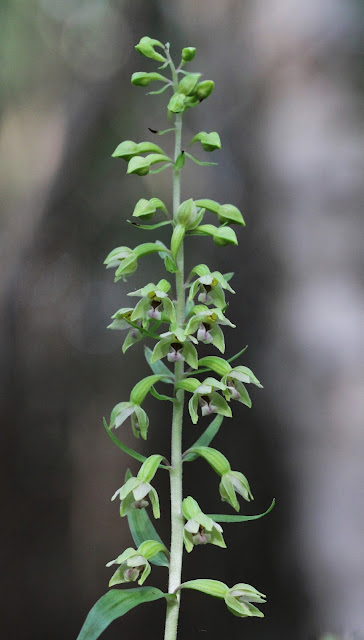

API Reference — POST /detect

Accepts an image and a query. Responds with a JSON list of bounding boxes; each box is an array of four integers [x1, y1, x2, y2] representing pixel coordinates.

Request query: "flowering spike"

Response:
[[79, 35, 270, 640]]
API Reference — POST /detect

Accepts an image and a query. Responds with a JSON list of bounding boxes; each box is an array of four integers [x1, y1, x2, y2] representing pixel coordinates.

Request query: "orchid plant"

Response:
[[77, 37, 274, 640]]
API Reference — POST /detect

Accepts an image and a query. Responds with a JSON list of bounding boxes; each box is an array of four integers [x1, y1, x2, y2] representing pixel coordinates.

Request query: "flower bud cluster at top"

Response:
[[99, 35, 267, 631]]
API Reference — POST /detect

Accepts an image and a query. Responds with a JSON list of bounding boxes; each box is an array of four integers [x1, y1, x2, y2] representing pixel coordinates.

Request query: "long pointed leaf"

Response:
[[103, 420, 169, 470], [185, 152, 217, 166], [103, 419, 147, 464], [150, 386, 174, 402], [183, 415, 224, 461], [127, 219, 172, 230], [77, 587, 167, 640], [227, 345, 248, 364], [208, 498, 275, 523], [127, 505, 169, 567]]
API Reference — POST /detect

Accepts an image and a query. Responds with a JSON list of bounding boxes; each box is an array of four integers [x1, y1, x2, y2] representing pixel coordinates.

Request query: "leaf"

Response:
[[183, 415, 224, 461], [208, 498, 275, 523], [144, 346, 174, 383], [103, 419, 147, 464], [184, 152, 217, 166], [150, 386, 174, 402], [147, 83, 171, 96], [128, 219, 171, 231], [127, 505, 169, 567], [227, 346, 248, 364], [149, 163, 173, 175], [179, 579, 228, 599], [148, 127, 175, 136], [77, 587, 167, 640]]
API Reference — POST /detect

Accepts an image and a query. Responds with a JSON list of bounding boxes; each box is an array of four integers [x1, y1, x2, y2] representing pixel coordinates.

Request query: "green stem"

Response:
[[164, 48, 185, 640]]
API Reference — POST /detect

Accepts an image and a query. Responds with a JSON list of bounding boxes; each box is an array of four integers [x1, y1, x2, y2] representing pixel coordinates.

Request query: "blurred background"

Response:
[[1, 1, 363, 639]]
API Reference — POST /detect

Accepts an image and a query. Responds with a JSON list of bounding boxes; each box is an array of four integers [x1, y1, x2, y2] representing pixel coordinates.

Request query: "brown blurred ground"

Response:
[[1, 1, 363, 639]]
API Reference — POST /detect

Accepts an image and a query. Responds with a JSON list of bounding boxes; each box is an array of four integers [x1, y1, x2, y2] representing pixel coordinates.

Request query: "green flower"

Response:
[[224, 583, 266, 618], [104, 246, 138, 279], [185, 446, 253, 512], [151, 327, 198, 369], [179, 578, 265, 618], [222, 365, 262, 407], [106, 548, 150, 586], [178, 377, 232, 424], [197, 356, 263, 408], [188, 264, 234, 309], [185, 304, 235, 353], [182, 496, 226, 552], [106, 540, 168, 587], [111, 455, 163, 518], [107, 308, 144, 353], [109, 401, 149, 440], [219, 470, 253, 511], [128, 279, 175, 324]]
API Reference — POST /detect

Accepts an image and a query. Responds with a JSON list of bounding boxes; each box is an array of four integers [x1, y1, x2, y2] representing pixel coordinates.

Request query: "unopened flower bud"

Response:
[[195, 80, 214, 101], [182, 47, 196, 62], [176, 198, 200, 229]]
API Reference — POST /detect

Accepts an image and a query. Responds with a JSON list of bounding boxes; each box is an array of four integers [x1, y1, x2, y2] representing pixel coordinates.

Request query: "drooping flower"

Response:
[[106, 540, 168, 587], [185, 305, 235, 353], [151, 327, 198, 369], [197, 355, 263, 408], [182, 496, 226, 552], [128, 279, 176, 325], [219, 470, 253, 511], [179, 578, 266, 619], [111, 454, 163, 518], [108, 401, 149, 439], [185, 377, 232, 424], [188, 264, 234, 309], [224, 583, 266, 618]]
